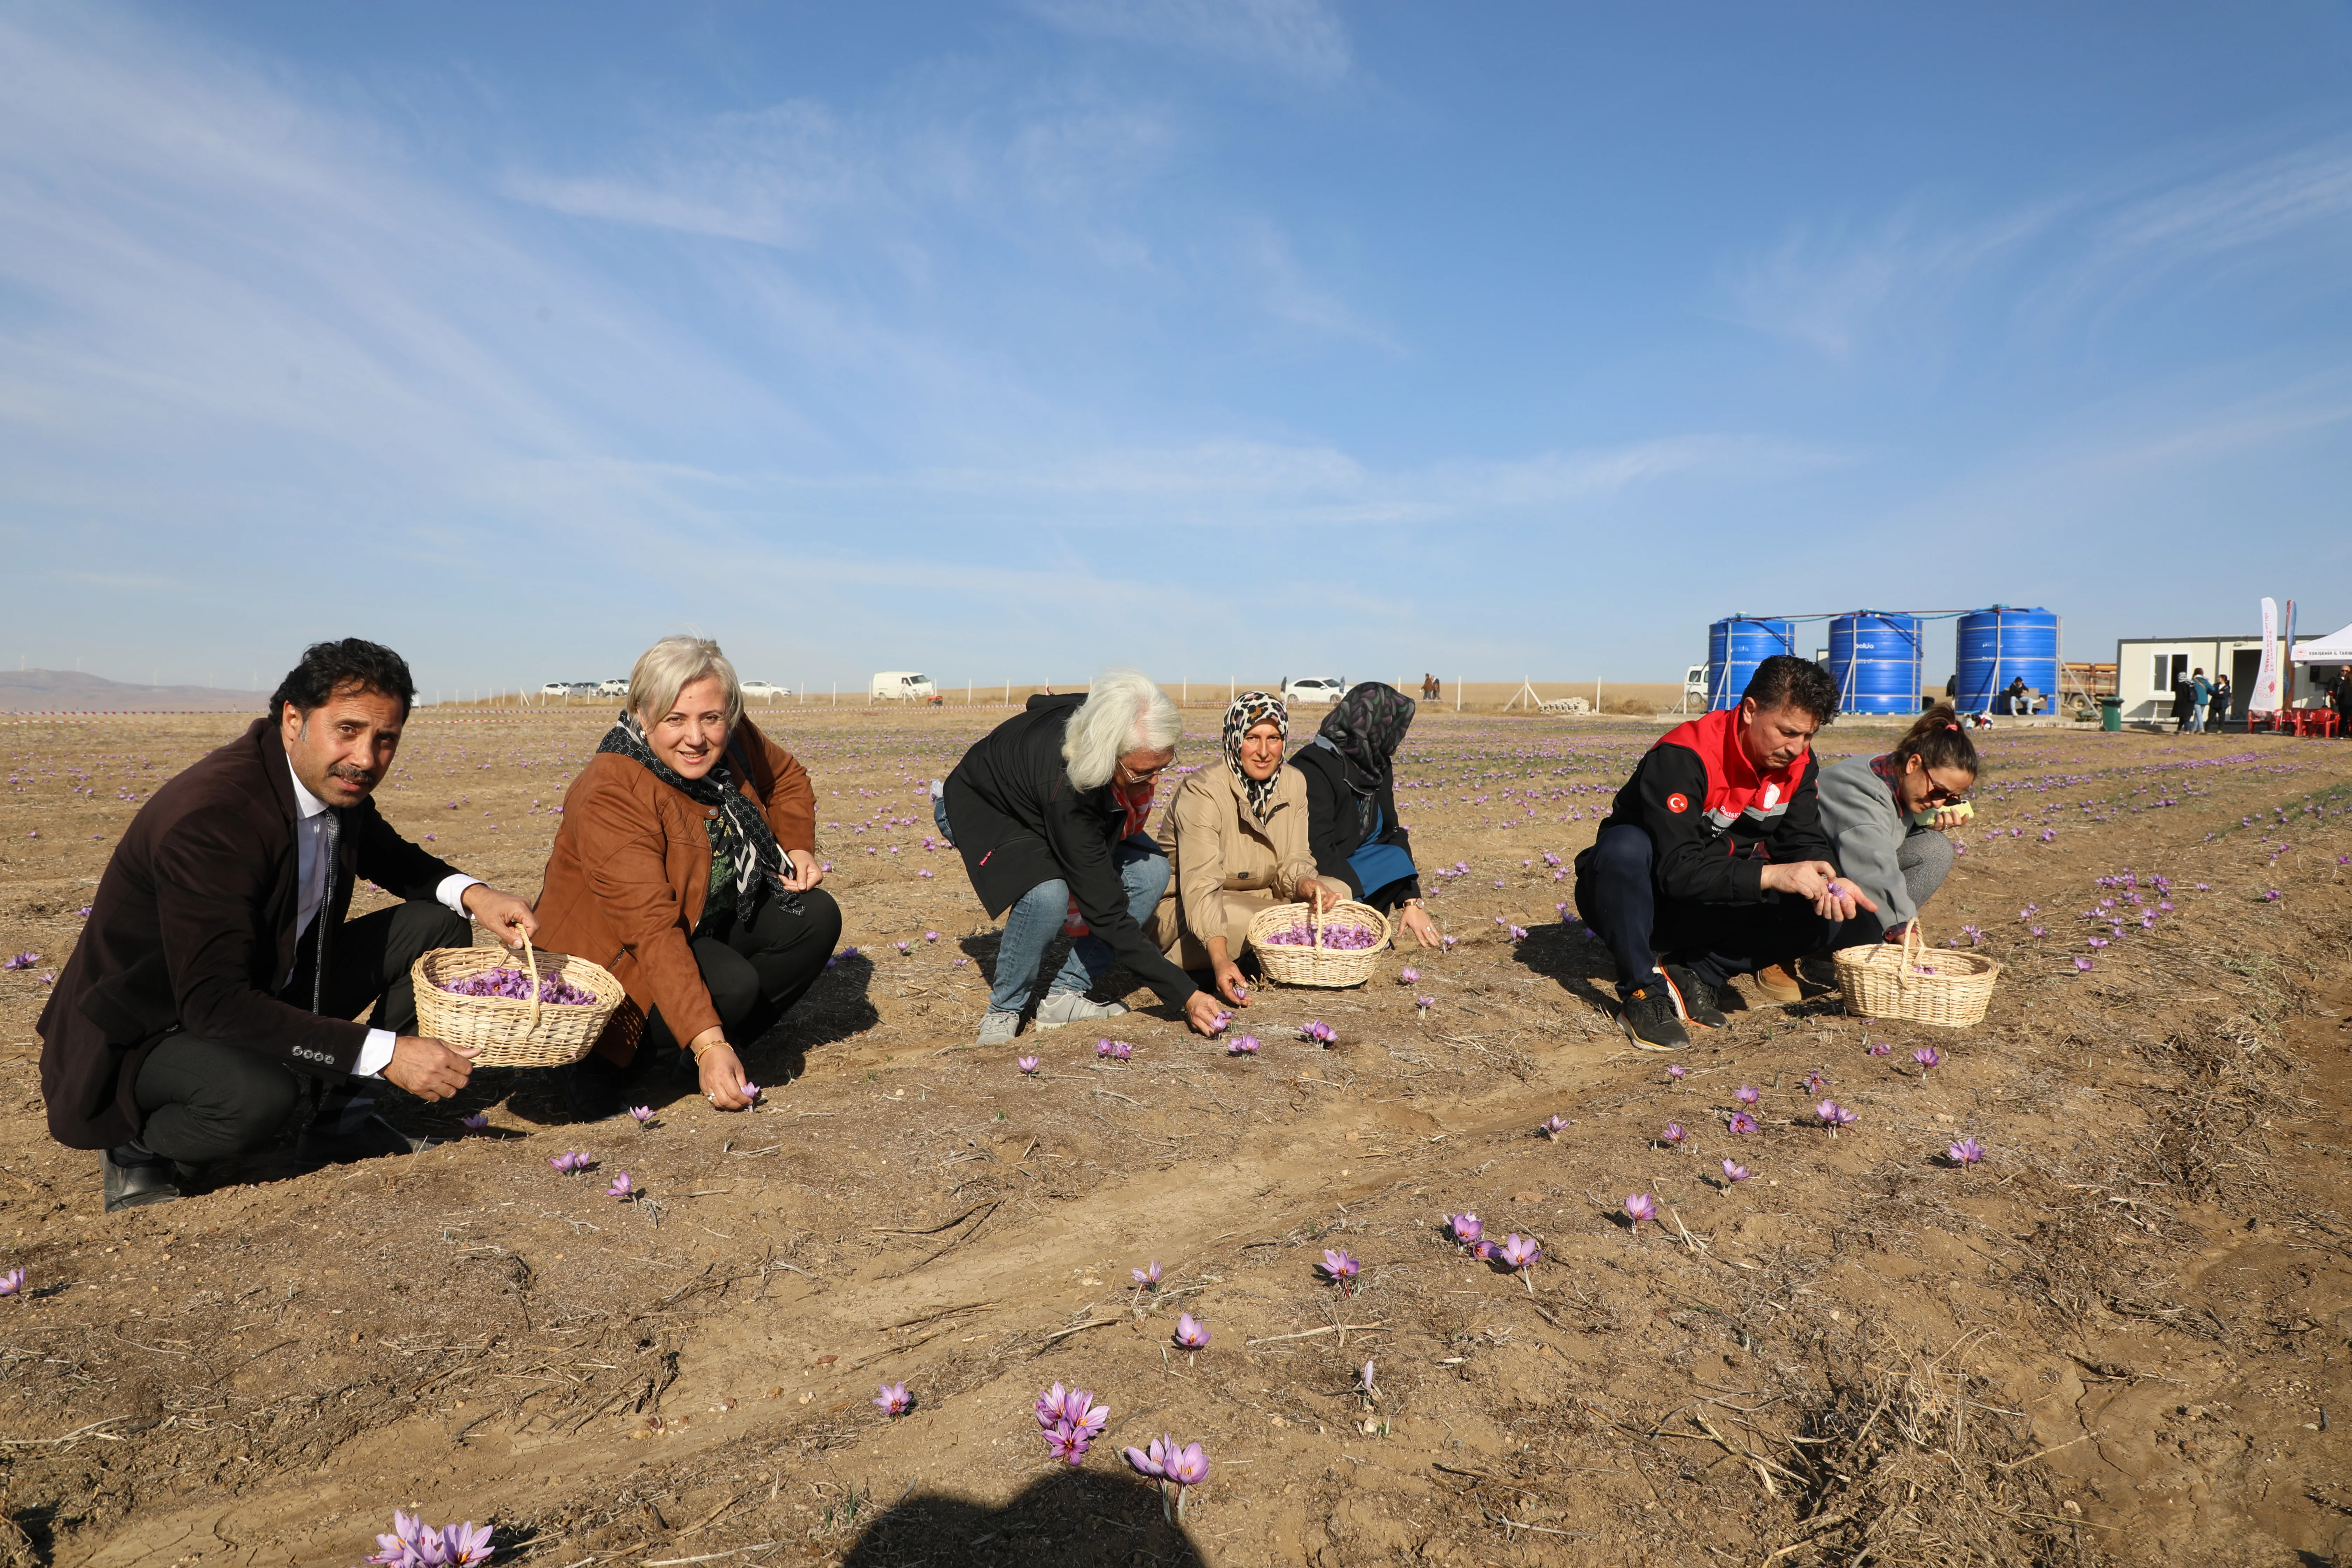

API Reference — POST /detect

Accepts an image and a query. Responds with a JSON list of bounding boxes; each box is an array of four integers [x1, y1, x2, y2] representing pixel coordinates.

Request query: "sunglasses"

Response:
[[1921, 779, 1971, 805]]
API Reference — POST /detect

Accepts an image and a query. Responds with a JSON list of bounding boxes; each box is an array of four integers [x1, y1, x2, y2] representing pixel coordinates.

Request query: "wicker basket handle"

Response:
[[1897, 917, 1927, 986], [518, 927, 542, 1030], [1312, 896, 1324, 952]]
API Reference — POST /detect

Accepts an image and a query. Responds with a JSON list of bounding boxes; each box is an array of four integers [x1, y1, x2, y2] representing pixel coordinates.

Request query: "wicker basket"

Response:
[[1246, 899, 1392, 988], [411, 930, 627, 1068], [1833, 920, 1998, 1027]]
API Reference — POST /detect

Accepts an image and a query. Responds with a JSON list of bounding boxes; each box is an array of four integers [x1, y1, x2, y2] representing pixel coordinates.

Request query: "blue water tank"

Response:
[[1955, 606, 2060, 713], [1706, 617, 1798, 711], [1827, 612, 1924, 714]]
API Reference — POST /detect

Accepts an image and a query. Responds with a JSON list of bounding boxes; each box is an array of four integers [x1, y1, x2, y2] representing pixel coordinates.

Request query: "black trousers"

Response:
[[131, 900, 469, 1163], [1574, 824, 1839, 994], [639, 887, 843, 1058]]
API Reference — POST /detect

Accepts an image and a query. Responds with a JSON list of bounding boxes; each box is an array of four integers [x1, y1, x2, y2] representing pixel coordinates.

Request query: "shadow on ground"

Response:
[[839, 1470, 1206, 1568]]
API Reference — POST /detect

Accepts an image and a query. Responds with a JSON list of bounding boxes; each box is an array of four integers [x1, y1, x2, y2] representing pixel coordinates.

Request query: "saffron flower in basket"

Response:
[[1262, 920, 1381, 949], [1173, 1312, 1211, 1351], [548, 1151, 595, 1174], [436, 967, 597, 1005], [874, 1381, 913, 1417], [1948, 1136, 1986, 1169], [1319, 1247, 1361, 1293], [1036, 1382, 1109, 1465], [1298, 1020, 1337, 1046], [0, 1268, 24, 1297], [1816, 1100, 1858, 1135], [1227, 1034, 1260, 1056], [1624, 1194, 1659, 1234]]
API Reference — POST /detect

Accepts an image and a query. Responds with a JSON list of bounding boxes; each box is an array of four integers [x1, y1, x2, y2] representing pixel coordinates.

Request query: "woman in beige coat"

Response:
[[1148, 692, 1347, 1008]]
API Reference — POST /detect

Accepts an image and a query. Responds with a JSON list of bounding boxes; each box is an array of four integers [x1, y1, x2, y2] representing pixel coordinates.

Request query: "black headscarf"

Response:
[[597, 710, 795, 907], [1313, 683, 1416, 833]]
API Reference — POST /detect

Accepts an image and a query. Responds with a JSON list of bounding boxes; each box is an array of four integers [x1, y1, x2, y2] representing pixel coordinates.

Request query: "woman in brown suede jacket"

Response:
[[534, 637, 839, 1120]]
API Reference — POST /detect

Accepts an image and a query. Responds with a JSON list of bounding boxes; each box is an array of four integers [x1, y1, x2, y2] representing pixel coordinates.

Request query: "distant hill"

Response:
[[0, 669, 271, 713]]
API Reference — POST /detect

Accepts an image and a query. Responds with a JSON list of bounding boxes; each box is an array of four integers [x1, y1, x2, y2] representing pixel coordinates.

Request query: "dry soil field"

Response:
[[1, 707, 2349, 1568]]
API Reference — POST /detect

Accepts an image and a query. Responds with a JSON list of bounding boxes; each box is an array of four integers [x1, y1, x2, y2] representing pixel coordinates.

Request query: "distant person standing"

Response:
[[2328, 668, 2351, 734], [1421, 673, 1440, 701], [2171, 670, 2195, 733], [2209, 672, 2233, 730], [2188, 667, 2212, 733]]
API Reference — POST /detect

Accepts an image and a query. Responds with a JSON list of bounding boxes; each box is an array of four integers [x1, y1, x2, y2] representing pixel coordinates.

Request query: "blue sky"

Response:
[[3, 0, 2348, 696]]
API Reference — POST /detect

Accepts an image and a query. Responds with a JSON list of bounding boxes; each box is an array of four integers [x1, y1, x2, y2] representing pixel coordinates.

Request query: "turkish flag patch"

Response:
[[1665, 792, 1689, 814]]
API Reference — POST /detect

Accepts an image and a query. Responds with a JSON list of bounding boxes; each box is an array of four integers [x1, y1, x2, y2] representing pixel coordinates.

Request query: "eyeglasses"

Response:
[[1117, 759, 1171, 785]]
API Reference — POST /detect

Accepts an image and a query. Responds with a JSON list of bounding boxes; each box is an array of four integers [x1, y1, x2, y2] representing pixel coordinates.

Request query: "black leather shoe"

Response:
[[294, 1114, 441, 1170], [103, 1147, 184, 1213]]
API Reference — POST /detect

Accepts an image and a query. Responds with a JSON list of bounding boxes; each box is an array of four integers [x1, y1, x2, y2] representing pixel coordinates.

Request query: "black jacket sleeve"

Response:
[[1636, 749, 1765, 906], [351, 804, 464, 902], [1767, 757, 1834, 868], [1038, 782, 1199, 1009]]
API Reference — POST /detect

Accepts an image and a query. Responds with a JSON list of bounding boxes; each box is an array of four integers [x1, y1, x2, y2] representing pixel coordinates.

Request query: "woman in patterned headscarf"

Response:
[[1147, 692, 1347, 1007], [1292, 682, 1441, 948]]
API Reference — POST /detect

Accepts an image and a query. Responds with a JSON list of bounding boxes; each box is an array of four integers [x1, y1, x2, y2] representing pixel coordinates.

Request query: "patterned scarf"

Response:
[[1221, 690, 1288, 824], [1315, 683, 1416, 832], [597, 711, 792, 905]]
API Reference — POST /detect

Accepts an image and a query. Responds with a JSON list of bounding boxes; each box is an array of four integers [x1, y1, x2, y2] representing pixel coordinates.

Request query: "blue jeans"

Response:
[[988, 836, 1171, 1015]]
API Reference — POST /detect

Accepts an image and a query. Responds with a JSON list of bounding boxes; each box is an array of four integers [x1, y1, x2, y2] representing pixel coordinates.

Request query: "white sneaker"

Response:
[[1034, 990, 1128, 1030], [975, 1010, 1022, 1047]]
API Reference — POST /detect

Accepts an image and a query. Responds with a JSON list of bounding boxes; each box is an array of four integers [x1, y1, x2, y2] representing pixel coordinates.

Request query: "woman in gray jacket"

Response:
[[1814, 705, 1979, 948]]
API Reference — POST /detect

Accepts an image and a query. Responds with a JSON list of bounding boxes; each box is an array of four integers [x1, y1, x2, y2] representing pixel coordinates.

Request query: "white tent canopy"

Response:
[[2290, 621, 2352, 663]]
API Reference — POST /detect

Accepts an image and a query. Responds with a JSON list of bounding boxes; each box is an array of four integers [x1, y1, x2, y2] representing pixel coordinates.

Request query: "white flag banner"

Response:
[[2253, 597, 2281, 712]]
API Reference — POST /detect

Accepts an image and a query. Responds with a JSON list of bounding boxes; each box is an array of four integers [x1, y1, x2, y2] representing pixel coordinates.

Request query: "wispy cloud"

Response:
[[1019, 0, 1352, 86]]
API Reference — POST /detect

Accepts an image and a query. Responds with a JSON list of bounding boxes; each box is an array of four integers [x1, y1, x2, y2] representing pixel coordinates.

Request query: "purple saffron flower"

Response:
[[1415, 995, 1435, 1013], [1358, 1359, 1377, 1396], [2086, 936, 2108, 950], [1446, 1212, 1482, 1246], [2074, 956, 2094, 972], [1727, 1110, 1759, 1136], [1173, 1312, 1210, 1349], [1539, 1114, 1570, 1138], [1721, 1159, 1753, 1184], [1165, 1440, 1209, 1487], [1667, 1064, 1687, 1082], [1133, 1261, 1163, 1288], [1660, 1121, 1687, 1148], [2264, 888, 2282, 902], [1124, 1436, 1165, 1477], [626, 1105, 655, 1129], [1398, 967, 1420, 985], [1734, 1085, 1760, 1107], [0, 1268, 24, 1296], [1867, 1041, 1893, 1057], [1499, 1233, 1542, 1270], [874, 1381, 912, 1416], [0, 952, 37, 971], [1018, 1055, 1040, 1076], [924, 931, 940, 942], [740, 1081, 761, 1104], [548, 1151, 594, 1174], [1227, 1034, 1260, 1055], [440, 1521, 493, 1566], [1803, 1070, 1828, 1095], [604, 1172, 635, 1199], [1298, 1020, 1337, 1046], [1624, 1194, 1658, 1233], [460, 1113, 489, 1132], [1948, 1137, 1986, 1168], [1320, 1247, 1361, 1293], [1817, 1100, 1858, 1134], [1441, 935, 1458, 950], [1912, 1047, 1941, 1072]]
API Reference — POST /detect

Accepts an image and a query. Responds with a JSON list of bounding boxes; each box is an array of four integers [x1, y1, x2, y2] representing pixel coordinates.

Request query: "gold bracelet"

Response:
[[690, 1036, 728, 1061]]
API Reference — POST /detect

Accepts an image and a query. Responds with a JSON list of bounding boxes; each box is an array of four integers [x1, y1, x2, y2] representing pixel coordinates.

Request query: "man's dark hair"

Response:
[[268, 639, 417, 723], [1741, 654, 1839, 724]]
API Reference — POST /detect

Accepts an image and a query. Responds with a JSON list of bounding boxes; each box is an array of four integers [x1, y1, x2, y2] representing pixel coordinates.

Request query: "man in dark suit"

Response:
[[38, 639, 538, 1211]]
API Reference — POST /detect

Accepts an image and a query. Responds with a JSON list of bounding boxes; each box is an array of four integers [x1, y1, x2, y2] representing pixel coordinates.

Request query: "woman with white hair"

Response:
[[534, 636, 841, 1119], [939, 670, 1225, 1045]]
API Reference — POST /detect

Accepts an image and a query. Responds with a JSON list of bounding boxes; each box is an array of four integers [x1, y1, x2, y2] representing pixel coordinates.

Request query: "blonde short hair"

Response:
[[628, 636, 742, 729], [1062, 667, 1181, 791]]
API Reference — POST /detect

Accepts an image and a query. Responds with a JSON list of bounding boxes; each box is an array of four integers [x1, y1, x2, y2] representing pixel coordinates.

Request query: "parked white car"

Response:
[[870, 672, 939, 702], [1280, 676, 1348, 706], [539, 681, 572, 698], [596, 678, 629, 698], [740, 681, 790, 701]]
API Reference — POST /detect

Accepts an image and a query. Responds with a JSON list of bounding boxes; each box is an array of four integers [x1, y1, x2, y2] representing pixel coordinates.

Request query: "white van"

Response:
[[870, 672, 939, 702], [740, 681, 790, 702], [1281, 676, 1347, 706]]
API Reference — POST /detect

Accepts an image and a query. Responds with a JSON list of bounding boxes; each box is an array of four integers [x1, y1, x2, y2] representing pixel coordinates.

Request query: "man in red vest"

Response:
[[1573, 656, 1874, 1050]]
